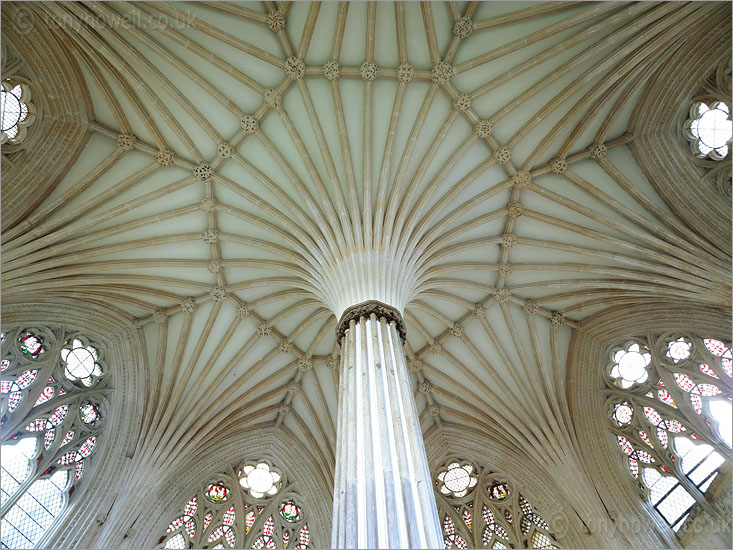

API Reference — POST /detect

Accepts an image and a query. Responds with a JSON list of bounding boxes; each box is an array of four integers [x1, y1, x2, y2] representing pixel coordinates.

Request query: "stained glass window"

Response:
[[437, 461, 478, 498], [434, 459, 560, 548], [158, 460, 310, 549], [61, 338, 104, 386], [605, 334, 732, 533], [1, 326, 110, 549], [684, 101, 732, 160], [239, 463, 281, 498], [1, 80, 34, 143]]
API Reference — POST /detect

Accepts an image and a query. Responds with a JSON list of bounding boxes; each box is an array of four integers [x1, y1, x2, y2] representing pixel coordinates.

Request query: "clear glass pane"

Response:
[[1, 438, 38, 506], [0, 471, 67, 549], [656, 485, 695, 528]]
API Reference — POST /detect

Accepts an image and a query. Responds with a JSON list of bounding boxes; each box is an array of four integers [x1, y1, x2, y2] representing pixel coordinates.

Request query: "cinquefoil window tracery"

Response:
[[605, 334, 732, 532], [434, 459, 560, 549], [1, 326, 111, 549], [683, 101, 732, 160], [158, 460, 311, 549], [0, 80, 35, 144]]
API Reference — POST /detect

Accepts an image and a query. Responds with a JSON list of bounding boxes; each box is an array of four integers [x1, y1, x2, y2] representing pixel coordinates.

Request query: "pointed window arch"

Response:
[[158, 460, 311, 549], [605, 334, 732, 531], [1, 326, 111, 548]]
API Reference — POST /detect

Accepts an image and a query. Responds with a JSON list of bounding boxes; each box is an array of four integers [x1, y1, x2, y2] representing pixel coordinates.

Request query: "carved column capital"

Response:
[[336, 300, 407, 343]]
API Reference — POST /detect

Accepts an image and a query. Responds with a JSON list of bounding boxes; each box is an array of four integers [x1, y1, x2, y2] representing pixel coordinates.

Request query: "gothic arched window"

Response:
[[605, 334, 732, 532], [434, 459, 560, 549], [1, 326, 111, 548], [683, 101, 732, 160], [158, 460, 311, 549]]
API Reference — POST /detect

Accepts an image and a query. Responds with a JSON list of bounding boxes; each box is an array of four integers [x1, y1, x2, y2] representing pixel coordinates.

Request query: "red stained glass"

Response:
[[674, 373, 695, 392], [253, 536, 277, 549], [463, 509, 472, 530], [184, 519, 195, 538], [263, 516, 274, 536], [207, 483, 229, 502], [532, 513, 549, 530], [635, 450, 654, 463], [657, 428, 668, 448], [617, 436, 633, 455], [224, 527, 236, 547], [223, 505, 235, 526], [203, 511, 212, 529], [299, 525, 310, 546], [482, 505, 494, 524], [75, 460, 85, 479], [245, 510, 256, 533], [503, 510, 512, 525], [657, 389, 676, 407], [703, 339, 728, 357], [494, 524, 509, 539], [489, 482, 510, 500], [664, 419, 684, 433], [282, 531, 290, 548], [690, 394, 703, 414], [25, 419, 47, 431], [519, 496, 532, 514], [1, 381, 11, 393], [15, 369, 38, 389], [57, 451, 76, 465], [639, 431, 653, 447], [699, 364, 719, 378], [167, 517, 184, 533], [44, 428, 55, 449], [77, 436, 96, 457], [443, 516, 456, 535], [184, 497, 197, 518], [19, 334, 44, 358], [208, 526, 224, 542], [281, 500, 301, 522], [722, 358, 732, 377], [697, 383, 721, 396], [61, 430, 74, 446], [34, 386, 54, 406], [628, 458, 639, 478], [1, 359, 10, 371], [8, 391, 22, 411], [49, 405, 68, 425], [644, 406, 662, 425]]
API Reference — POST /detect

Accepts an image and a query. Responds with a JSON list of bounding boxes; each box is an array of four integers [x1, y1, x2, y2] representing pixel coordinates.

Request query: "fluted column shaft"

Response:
[[331, 312, 442, 549]]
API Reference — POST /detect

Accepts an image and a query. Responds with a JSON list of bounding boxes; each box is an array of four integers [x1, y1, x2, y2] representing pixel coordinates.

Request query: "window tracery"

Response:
[[683, 101, 731, 160], [0, 79, 35, 144], [158, 460, 311, 549], [434, 459, 560, 549], [605, 334, 732, 532], [1, 326, 111, 549]]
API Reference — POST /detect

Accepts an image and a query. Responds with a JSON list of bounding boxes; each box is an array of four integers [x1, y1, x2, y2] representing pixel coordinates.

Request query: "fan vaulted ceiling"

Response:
[[1, 0, 730, 523]]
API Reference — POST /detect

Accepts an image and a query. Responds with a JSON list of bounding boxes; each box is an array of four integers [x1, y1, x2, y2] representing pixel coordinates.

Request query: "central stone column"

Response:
[[331, 301, 443, 549]]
